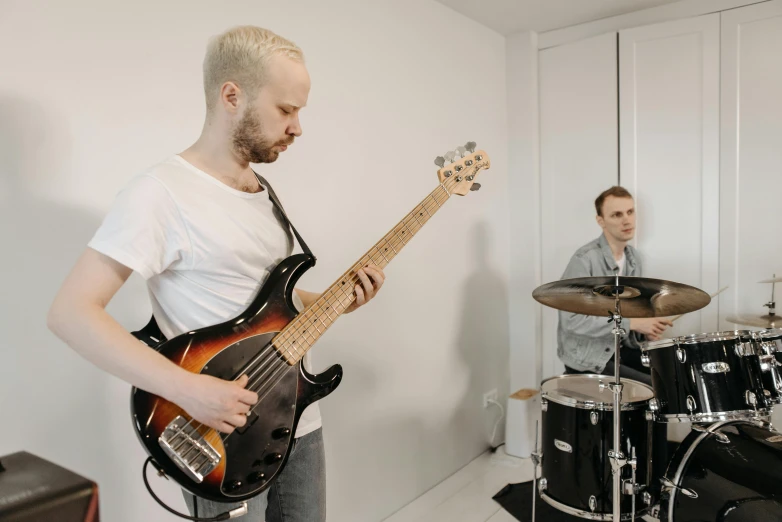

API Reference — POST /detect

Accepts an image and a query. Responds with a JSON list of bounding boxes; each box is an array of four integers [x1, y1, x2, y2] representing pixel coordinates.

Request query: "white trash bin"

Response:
[[504, 388, 540, 458]]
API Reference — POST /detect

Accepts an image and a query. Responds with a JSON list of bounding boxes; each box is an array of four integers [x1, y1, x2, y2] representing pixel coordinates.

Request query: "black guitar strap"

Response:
[[253, 171, 315, 258], [132, 173, 314, 348]]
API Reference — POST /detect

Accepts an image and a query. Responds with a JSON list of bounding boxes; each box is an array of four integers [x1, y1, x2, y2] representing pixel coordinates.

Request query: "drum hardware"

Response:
[[589, 495, 597, 512], [648, 398, 660, 411], [538, 477, 547, 491], [642, 492, 652, 507], [591, 411, 599, 425], [660, 476, 698, 499], [686, 396, 696, 413], [676, 347, 686, 363], [626, 447, 638, 522], [691, 424, 730, 444], [640, 353, 650, 367], [608, 302, 626, 522], [540, 399, 548, 412], [735, 341, 756, 357], [745, 390, 758, 407], [761, 273, 777, 316], [530, 420, 540, 522], [759, 352, 778, 371]]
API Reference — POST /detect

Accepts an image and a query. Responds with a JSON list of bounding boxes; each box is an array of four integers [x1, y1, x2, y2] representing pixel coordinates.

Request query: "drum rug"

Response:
[[492, 481, 590, 522]]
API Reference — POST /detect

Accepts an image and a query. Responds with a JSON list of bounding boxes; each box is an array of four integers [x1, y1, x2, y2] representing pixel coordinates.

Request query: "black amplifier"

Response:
[[0, 451, 99, 521]]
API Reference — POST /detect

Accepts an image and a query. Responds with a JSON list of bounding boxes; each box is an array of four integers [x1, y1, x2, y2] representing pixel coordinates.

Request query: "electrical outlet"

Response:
[[483, 389, 498, 408]]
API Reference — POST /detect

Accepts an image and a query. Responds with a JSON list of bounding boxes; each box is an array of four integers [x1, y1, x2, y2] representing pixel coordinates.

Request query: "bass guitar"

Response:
[[130, 143, 491, 502]]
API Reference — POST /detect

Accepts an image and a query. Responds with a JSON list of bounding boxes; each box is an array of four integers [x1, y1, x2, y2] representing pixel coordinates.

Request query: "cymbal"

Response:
[[532, 276, 711, 318], [758, 277, 782, 284], [726, 314, 782, 328]]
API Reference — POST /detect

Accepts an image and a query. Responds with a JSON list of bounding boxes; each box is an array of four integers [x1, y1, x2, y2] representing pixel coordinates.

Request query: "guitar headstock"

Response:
[[434, 141, 491, 196]]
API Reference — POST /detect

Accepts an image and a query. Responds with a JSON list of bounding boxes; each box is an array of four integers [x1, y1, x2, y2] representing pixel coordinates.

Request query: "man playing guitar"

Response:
[[47, 25, 385, 521]]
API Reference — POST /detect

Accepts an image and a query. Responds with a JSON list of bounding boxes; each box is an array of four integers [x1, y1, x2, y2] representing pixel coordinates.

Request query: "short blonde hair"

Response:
[[203, 26, 304, 112]]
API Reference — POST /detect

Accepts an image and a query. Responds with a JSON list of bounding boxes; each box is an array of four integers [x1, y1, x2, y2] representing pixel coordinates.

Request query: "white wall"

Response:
[[504, 30, 541, 457], [0, 2, 509, 521], [620, 14, 721, 337], [538, 32, 619, 379]]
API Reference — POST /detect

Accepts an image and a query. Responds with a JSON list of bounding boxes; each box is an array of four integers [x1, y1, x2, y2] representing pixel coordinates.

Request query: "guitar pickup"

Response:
[[236, 410, 260, 435]]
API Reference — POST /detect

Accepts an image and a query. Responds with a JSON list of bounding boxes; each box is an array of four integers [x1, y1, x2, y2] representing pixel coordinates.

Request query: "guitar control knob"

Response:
[[272, 427, 291, 440], [265, 453, 283, 465], [225, 480, 243, 492], [248, 471, 266, 484]]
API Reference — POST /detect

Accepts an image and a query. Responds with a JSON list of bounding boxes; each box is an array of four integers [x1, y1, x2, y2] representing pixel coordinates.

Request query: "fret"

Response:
[[375, 246, 390, 264], [383, 237, 399, 256], [409, 208, 425, 229], [403, 216, 419, 235]]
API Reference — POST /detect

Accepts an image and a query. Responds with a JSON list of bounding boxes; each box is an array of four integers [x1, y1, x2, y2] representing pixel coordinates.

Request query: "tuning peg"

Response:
[[470, 183, 481, 192], [434, 156, 445, 168], [443, 151, 456, 164], [456, 146, 467, 157], [465, 141, 477, 153]]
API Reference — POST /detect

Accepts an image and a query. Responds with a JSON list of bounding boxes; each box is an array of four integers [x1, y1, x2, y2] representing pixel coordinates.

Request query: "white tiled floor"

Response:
[[383, 447, 534, 522]]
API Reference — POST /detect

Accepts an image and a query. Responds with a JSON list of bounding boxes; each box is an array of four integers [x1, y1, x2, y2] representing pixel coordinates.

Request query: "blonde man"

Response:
[[48, 26, 385, 521]]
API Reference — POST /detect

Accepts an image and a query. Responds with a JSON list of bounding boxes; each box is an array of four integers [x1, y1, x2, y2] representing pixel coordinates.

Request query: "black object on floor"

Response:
[[493, 481, 585, 522]]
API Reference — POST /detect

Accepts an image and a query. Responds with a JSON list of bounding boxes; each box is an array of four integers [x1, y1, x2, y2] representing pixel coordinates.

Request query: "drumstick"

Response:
[[670, 286, 729, 323]]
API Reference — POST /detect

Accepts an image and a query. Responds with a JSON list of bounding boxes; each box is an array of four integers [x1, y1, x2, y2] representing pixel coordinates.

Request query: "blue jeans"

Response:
[[183, 428, 326, 521]]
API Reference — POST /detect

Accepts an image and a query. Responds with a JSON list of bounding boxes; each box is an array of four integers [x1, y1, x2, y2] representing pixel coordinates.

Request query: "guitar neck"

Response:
[[271, 183, 453, 364]]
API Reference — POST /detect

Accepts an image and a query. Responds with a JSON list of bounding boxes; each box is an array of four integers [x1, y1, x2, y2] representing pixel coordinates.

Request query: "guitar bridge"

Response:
[[159, 416, 221, 483]]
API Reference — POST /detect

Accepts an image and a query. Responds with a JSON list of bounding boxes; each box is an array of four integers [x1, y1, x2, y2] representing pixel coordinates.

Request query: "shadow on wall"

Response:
[[0, 95, 162, 521], [328, 220, 511, 522], [452, 220, 510, 451]]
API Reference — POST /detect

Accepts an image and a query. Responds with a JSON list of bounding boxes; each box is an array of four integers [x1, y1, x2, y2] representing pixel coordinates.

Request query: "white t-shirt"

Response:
[[88, 155, 321, 437], [616, 253, 626, 276]]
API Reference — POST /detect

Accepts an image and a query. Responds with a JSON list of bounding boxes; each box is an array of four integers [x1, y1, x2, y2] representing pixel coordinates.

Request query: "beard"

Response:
[[231, 106, 290, 164]]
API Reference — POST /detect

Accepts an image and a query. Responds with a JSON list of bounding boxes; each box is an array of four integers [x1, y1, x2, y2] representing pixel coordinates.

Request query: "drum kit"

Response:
[[529, 274, 782, 522]]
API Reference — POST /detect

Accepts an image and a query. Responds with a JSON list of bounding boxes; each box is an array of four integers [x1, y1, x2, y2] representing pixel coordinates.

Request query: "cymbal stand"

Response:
[[600, 273, 627, 522], [530, 420, 540, 522], [765, 274, 777, 318]]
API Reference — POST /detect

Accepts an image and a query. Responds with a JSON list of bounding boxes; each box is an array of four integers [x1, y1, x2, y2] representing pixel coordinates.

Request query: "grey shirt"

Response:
[[557, 234, 645, 372]]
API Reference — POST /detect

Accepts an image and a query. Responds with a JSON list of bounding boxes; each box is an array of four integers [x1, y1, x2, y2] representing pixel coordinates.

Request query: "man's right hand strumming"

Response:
[[172, 373, 259, 434], [630, 317, 674, 341]]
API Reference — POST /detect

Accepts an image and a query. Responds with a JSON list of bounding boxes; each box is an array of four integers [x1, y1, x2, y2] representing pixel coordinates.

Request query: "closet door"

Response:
[[619, 14, 720, 338], [539, 32, 618, 378], [720, 1, 782, 330]]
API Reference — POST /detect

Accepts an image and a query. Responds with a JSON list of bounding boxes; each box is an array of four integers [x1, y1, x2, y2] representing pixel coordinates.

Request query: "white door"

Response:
[[619, 14, 720, 338], [539, 32, 618, 378], [720, 1, 782, 331]]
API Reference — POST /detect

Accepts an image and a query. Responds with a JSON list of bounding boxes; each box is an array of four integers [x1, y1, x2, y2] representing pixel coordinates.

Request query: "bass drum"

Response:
[[661, 420, 782, 521]]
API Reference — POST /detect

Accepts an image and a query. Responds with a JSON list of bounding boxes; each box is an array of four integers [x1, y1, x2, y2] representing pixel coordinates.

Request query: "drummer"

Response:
[[557, 186, 672, 385]]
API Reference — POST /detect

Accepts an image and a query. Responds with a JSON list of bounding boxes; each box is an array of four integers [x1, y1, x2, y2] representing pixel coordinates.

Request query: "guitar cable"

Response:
[[143, 458, 248, 521]]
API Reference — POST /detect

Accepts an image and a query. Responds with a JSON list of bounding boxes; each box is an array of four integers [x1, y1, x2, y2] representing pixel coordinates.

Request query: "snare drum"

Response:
[[540, 375, 666, 520], [757, 328, 782, 404], [641, 331, 769, 423]]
